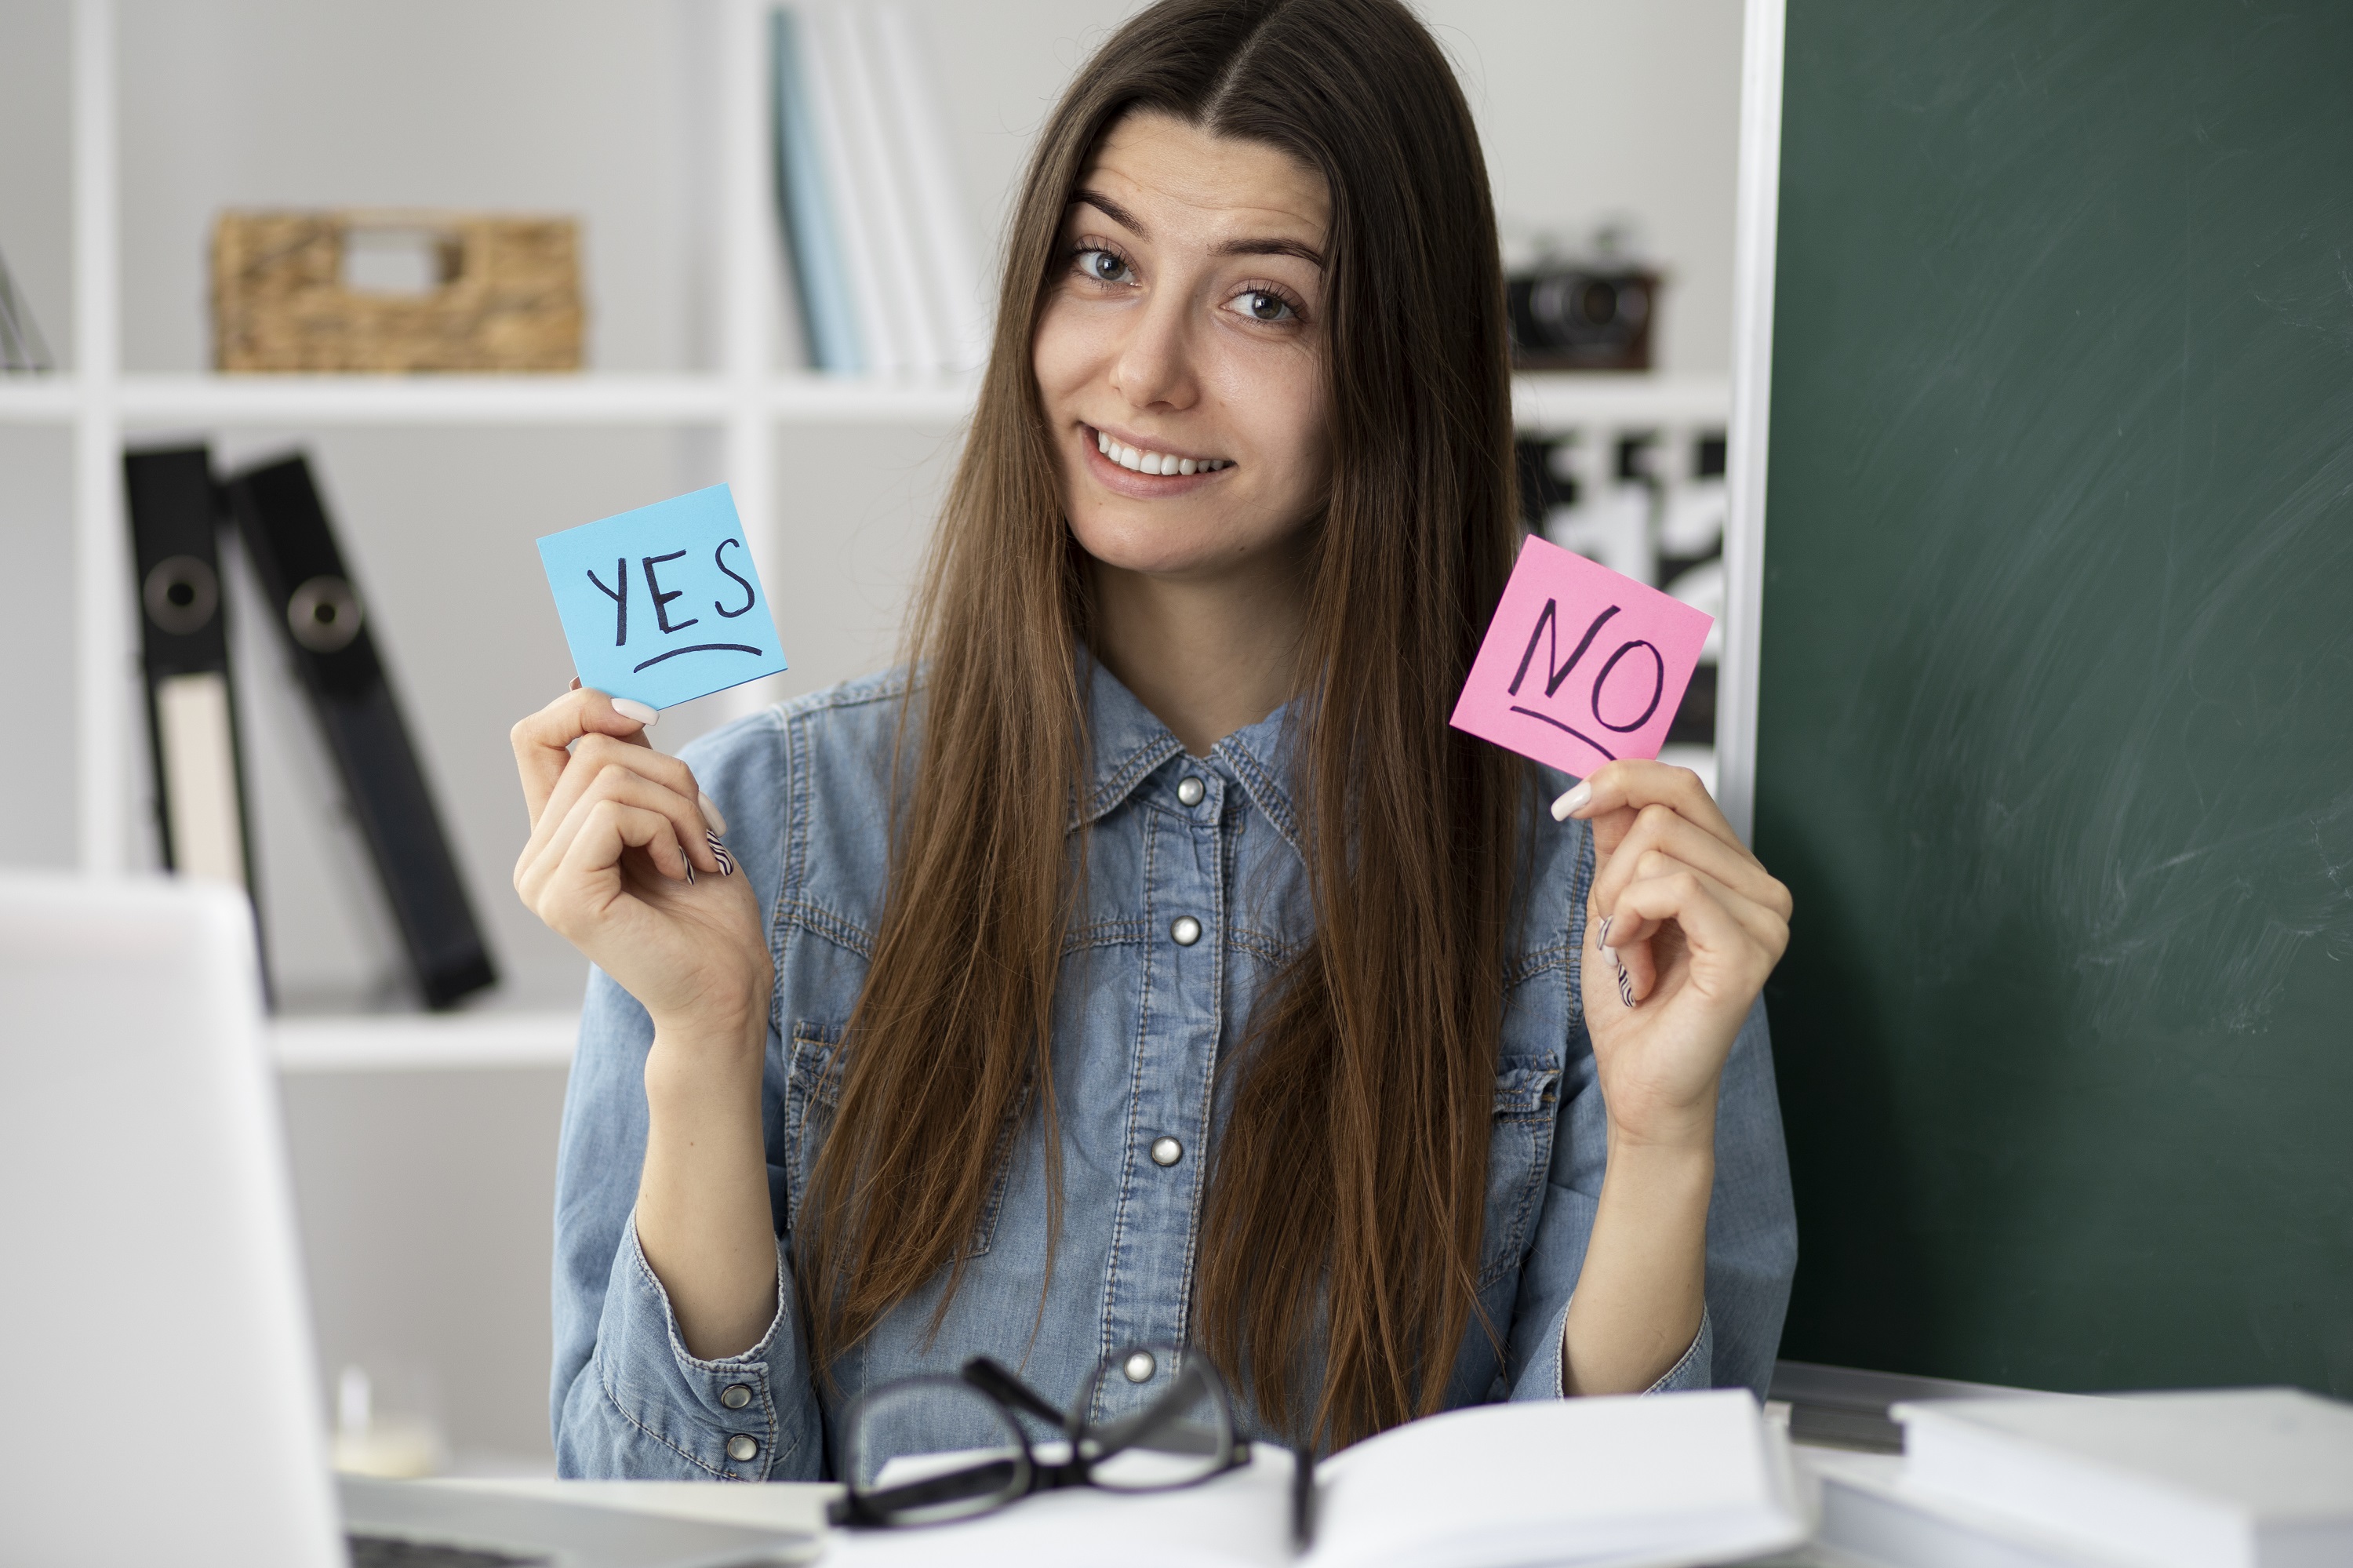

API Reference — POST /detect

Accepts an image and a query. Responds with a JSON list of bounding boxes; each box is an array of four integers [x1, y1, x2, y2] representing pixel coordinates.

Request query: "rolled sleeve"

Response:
[[555, 1216, 815, 1480], [551, 971, 824, 1480], [1506, 995, 1796, 1403]]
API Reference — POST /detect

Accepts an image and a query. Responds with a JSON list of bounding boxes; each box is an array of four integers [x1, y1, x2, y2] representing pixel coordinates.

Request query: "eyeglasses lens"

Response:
[[1078, 1353, 1235, 1492], [846, 1378, 1031, 1526]]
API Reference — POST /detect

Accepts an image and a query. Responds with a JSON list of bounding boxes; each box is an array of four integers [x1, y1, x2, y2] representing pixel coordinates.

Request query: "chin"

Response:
[[1069, 515, 1243, 579]]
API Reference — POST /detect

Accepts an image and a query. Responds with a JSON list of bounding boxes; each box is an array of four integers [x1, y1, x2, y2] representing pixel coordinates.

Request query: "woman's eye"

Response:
[[1076, 249, 1133, 284], [1237, 289, 1296, 323]]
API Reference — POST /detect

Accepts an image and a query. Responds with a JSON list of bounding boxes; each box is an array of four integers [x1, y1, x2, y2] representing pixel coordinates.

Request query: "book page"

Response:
[[1309, 1392, 1802, 1568]]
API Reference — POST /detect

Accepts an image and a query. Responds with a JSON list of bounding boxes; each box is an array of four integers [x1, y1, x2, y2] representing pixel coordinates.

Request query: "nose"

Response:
[[1108, 287, 1198, 413]]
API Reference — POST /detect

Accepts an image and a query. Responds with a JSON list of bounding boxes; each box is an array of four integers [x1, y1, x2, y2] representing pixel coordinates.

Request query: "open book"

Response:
[[821, 1388, 1805, 1568]]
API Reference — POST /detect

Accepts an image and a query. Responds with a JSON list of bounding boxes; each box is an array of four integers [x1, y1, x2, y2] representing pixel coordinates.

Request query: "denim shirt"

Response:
[[551, 664, 1795, 1481]]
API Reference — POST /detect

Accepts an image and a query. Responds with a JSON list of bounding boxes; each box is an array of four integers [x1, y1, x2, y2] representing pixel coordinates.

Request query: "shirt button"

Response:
[[1123, 1350, 1157, 1383], [1170, 915, 1202, 947], [1150, 1135, 1183, 1167], [720, 1384, 752, 1410], [1176, 776, 1206, 807], [726, 1434, 759, 1462]]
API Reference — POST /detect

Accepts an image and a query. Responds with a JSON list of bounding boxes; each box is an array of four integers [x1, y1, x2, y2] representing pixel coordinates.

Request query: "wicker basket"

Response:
[[211, 209, 584, 373]]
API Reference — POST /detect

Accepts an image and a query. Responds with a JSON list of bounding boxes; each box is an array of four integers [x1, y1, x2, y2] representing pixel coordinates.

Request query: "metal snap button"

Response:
[[1170, 915, 1202, 946], [726, 1434, 759, 1462], [1150, 1136, 1183, 1167], [720, 1383, 752, 1410], [1176, 776, 1206, 806], [1123, 1350, 1157, 1383]]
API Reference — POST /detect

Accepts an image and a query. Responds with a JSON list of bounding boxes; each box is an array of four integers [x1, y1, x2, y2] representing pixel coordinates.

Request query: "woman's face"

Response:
[[1034, 111, 1333, 583]]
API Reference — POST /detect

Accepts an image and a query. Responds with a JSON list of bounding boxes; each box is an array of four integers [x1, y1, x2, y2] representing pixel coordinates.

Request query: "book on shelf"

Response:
[[771, 3, 986, 378], [220, 453, 497, 1011], [772, 5, 862, 373], [829, 1388, 1804, 1568]]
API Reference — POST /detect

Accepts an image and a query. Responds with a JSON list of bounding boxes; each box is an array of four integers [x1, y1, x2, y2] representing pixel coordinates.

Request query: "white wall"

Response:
[[0, 0, 1743, 1470]]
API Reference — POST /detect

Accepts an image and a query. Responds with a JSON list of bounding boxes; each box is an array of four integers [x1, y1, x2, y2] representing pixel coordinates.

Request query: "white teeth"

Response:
[[1093, 428, 1227, 475]]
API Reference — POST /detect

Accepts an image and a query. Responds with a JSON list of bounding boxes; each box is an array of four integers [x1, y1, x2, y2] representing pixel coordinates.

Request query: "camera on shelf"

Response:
[[1507, 265, 1660, 372]]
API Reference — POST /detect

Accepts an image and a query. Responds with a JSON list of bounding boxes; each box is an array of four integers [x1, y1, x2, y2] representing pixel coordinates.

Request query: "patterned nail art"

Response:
[[707, 831, 736, 877]]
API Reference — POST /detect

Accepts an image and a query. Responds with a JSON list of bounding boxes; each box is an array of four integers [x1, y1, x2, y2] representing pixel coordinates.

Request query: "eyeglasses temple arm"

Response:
[[960, 1355, 1069, 1429], [1291, 1439, 1318, 1552]]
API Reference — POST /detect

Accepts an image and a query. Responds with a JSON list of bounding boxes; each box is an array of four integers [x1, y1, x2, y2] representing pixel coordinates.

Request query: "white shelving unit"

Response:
[[12, 0, 1729, 1072]]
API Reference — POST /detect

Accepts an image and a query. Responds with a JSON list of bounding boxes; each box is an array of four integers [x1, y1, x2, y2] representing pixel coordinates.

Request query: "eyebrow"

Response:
[[1073, 189, 1326, 269]]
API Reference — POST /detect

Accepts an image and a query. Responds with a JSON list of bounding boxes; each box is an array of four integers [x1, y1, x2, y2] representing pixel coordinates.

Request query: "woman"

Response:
[[515, 0, 1795, 1482]]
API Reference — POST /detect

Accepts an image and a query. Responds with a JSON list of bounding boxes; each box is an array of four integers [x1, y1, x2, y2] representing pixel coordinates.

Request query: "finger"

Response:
[[1587, 905, 1656, 1012], [533, 799, 691, 932], [533, 733, 712, 863], [1609, 865, 1780, 1000], [1551, 759, 1748, 860], [1588, 805, 1790, 926], [1607, 849, 1789, 956], [511, 688, 656, 826], [531, 771, 706, 892]]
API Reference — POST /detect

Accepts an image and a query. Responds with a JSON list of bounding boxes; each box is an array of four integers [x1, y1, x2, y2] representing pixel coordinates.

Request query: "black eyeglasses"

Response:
[[827, 1344, 1256, 1531]]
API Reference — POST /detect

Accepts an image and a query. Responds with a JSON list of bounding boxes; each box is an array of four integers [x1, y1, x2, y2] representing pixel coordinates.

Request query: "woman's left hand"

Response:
[[1558, 760, 1791, 1150]]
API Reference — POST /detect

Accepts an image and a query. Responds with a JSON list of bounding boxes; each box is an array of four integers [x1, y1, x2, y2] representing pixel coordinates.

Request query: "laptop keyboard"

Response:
[[347, 1533, 551, 1568]]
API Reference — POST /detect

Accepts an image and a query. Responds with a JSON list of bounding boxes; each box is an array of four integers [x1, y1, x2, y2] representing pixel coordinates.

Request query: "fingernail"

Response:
[[1551, 781, 1592, 820], [1596, 914, 1614, 949], [613, 697, 659, 726], [685, 860, 696, 886], [1615, 959, 1636, 1010], [698, 791, 729, 836], [569, 676, 583, 692], [707, 831, 736, 878]]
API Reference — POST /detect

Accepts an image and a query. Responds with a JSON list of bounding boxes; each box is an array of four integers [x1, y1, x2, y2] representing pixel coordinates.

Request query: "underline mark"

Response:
[[633, 642, 764, 672]]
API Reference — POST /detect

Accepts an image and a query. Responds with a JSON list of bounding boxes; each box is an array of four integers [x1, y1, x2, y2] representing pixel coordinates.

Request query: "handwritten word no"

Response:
[[1449, 535, 1708, 779], [1505, 599, 1665, 763]]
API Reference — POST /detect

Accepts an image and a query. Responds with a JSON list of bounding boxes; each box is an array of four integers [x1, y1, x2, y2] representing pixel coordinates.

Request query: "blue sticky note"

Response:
[[536, 485, 789, 710]]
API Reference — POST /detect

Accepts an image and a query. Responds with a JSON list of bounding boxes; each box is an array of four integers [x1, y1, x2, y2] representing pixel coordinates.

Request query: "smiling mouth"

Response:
[[1089, 426, 1233, 477]]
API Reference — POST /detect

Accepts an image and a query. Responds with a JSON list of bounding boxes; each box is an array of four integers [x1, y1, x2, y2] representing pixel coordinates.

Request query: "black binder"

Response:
[[124, 446, 264, 908], [222, 453, 496, 1010]]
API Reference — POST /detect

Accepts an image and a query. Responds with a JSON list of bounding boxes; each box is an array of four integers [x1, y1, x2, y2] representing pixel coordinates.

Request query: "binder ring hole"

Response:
[[288, 575, 364, 653], [142, 555, 220, 636]]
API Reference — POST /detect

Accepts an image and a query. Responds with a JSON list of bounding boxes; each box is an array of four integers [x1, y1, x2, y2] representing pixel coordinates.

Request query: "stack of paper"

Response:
[[1811, 1388, 2353, 1568]]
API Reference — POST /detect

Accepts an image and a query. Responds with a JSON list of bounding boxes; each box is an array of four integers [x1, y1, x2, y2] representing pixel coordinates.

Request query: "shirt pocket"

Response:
[[781, 1020, 849, 1240], [1479, 1055, 1564, 1289], [782, 1019, 1015, 1260]]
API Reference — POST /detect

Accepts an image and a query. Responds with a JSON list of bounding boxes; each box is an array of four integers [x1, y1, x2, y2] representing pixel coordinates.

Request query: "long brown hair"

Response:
[[796, 0, 1525, 1449]]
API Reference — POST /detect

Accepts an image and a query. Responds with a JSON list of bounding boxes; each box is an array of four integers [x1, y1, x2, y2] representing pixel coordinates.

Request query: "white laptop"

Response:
[[0, 873, 809, 1568]]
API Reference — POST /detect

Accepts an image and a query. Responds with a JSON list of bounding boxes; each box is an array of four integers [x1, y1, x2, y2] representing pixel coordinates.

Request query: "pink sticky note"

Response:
[[1450, 535, 1715, 779]]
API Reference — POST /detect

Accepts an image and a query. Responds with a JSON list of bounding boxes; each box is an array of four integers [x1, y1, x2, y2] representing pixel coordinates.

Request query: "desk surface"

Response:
[[435, 1476, 840, 1535]]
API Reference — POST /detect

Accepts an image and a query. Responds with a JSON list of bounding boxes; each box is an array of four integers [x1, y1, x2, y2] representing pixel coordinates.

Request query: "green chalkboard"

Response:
[[1757, 0, 2353, 1396]]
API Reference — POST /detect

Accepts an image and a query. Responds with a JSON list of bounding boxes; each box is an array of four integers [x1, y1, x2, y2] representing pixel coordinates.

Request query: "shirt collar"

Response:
[[1075, 658, 1304, 857]]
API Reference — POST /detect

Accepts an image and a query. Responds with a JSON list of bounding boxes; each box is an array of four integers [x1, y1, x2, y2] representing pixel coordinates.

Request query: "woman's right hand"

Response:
[[510, 688, 770, 1047]]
